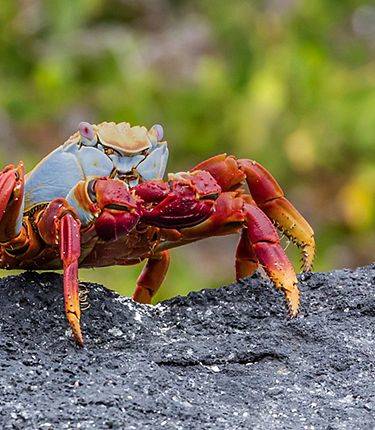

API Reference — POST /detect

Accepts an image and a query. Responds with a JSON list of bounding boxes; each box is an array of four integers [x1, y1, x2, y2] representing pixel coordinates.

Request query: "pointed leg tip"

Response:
[[283, 282, 300, 318], [74, 330, 84, 348], [301, 260, 313, 273], [301, 244, 315, 273], [67, 313, 84, 347], [286, 293, 300, 318], [288, 305, 299, 318], [270, 275, 300, 318]]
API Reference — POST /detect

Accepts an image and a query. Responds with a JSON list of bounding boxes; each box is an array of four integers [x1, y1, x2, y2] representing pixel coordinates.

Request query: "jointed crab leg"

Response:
[[59, 213, 83, 346], [132, 251, 170, 304], [37, 199, 83, 346], [0, 162, 25, 243], [238, 159, 315, 272], [242, 202, 299, 316], [155, 192, 300, 315], [235, 229, 258, 280], [192, 154, 315, 272]]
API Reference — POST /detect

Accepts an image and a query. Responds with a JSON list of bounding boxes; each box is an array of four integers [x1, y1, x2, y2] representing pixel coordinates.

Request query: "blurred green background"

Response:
[[0, 0, 374, 302]]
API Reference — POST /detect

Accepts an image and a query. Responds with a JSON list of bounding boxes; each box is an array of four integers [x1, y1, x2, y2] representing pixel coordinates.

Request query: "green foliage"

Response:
[[0, 0, 374, 300]]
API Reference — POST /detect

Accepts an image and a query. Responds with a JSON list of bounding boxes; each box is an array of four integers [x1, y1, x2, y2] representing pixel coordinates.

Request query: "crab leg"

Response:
[[37, 199, 83, 346], [0, 162, 25, 243], [242, 202, 299, 316], [192, 154, 315, 272], [156, 192, 300, 315], [59, 213, 83, 346], [238, 159, 315, 272], [132, 251, 170, 304], [235, 229, 258, 280]]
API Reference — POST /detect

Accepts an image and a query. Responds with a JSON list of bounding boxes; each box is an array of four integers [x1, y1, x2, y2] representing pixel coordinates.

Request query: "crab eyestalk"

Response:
[[78, 122, 97, 147], [149, 124, 164, 142]]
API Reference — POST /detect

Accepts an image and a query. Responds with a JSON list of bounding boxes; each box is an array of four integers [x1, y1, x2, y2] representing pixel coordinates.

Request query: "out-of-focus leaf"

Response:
[[338, 166, 375, 231]]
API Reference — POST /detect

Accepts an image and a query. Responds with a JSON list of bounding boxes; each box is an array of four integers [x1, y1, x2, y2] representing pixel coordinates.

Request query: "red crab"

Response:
[[0, 121, 315, 346]]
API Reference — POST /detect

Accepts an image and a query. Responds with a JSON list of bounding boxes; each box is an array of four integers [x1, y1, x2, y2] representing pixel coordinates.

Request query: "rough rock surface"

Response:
[[0, 265, 374, 430]]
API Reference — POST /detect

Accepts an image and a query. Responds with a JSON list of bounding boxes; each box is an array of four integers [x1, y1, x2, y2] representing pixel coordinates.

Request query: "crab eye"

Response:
[[104, 147, 115, 155], [150, 124, 164, 142], [79, 122, 97, 146]]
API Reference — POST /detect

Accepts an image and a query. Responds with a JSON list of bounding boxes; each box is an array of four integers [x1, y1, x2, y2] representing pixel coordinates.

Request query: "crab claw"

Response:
[[135, 171, 221, 229], [92, 179, 141, 241]]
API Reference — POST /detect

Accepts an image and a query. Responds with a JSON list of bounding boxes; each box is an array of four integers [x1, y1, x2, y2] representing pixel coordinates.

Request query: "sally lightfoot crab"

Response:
[[0, 121, 315, 345]]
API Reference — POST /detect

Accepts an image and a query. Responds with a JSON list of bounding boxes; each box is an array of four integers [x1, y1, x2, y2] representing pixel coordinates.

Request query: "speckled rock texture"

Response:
[[0, 265, 374, 430]]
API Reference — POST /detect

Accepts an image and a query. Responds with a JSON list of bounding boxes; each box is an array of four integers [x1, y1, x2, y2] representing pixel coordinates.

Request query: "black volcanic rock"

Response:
[[0, 265, 374, 429]]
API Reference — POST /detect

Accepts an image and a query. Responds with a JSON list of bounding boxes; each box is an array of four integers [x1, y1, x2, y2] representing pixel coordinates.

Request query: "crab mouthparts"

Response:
[[199, 193, 219, 201], [105, 203, 135, 212]]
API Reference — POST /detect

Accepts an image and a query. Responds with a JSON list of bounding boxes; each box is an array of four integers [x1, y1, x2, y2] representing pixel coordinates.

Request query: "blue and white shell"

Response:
[[24, 122, 169, 215]]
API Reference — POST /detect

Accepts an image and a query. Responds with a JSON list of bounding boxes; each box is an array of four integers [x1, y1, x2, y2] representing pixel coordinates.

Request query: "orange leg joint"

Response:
[[192, 154, 245, 191]]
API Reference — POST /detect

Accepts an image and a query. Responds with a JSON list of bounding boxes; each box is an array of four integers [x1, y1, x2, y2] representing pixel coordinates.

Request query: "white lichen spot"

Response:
[[108, 327, 124, 337], [205, 364, 220, 373]]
